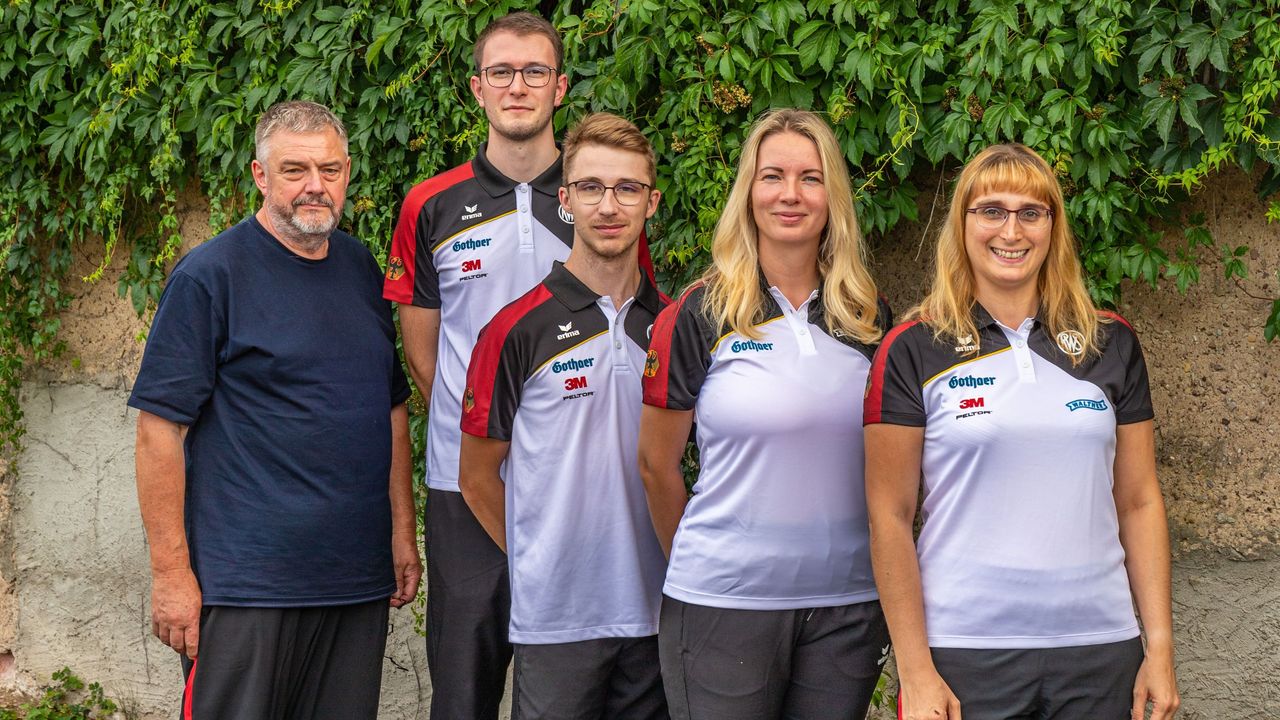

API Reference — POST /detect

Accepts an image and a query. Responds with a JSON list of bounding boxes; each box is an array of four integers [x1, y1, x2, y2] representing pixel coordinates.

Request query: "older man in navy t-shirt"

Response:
[[128, 101, 419, 720]]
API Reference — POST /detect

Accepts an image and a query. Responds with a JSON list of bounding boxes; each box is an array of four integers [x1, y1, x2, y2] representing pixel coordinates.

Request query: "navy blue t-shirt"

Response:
[[128, 216, 411, 607]]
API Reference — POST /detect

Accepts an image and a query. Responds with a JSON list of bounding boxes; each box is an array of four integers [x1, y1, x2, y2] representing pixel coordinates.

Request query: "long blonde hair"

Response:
[[912, 143, 1104, 362], [700, 108, 882, 343]]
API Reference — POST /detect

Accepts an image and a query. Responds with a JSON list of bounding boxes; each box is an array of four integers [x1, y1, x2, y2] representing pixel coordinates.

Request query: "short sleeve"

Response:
[[863, 321, 928, 426], [1108, 319, 1154, 425], [383, 190, 441, 308], [127, 270, 224, 425], [461, 308, 530, 441], [643, 288, 713, 411]]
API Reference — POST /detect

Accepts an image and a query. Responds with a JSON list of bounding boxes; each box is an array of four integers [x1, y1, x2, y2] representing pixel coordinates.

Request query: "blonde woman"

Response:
[[640, 108, 892, 719], [864, 143, 1179, 720]]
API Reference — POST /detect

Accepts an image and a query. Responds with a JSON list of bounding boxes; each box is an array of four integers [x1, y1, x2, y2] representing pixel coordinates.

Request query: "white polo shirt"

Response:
[[384, 147, 655, 492], [644, 283, 892, 610], [462, 263, 669, 644], [864, 305, 1152, 649]]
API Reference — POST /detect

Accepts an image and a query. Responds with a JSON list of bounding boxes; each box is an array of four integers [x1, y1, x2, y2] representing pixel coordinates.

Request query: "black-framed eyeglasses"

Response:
[[966, 205, 1054, 229], [567, 180, 651, 206], [479, 65, 557, 88]]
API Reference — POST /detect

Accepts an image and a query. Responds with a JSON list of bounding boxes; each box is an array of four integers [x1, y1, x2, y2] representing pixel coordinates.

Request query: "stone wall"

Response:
[[1, 171, 1277, 718]]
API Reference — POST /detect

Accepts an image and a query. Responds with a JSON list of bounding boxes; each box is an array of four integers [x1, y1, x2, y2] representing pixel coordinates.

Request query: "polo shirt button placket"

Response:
[[516, 184, 534, 253], [1001, 323, 1037, 383]]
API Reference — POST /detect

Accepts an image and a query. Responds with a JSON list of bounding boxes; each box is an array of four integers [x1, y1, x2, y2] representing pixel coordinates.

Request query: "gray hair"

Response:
[[254, 101, 349, 164]]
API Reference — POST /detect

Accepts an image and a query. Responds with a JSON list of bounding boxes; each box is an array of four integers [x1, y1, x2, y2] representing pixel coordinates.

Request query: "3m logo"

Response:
[[461, 259, 482, 273], [563, 376, 589, 391], [959, 397, 985, 409]]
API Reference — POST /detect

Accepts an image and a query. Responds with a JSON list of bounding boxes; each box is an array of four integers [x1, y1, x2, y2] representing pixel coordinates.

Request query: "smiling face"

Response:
[[469, 30, 568, 144], [750, 131, 828, 252], [251, 128, 349, 252], [963, 189, 1053, 299], [559, 143, 659, 261]]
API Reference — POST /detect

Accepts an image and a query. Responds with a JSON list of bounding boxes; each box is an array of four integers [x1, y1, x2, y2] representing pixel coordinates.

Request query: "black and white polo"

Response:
[[461, 262, 669, 644], [383, 145, 654, 492], [643, 283, 892, 610], [864, 305, 1152, 649]]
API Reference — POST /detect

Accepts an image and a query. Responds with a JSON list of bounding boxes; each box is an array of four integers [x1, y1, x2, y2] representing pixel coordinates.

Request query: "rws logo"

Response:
[[1057, 330, 1085, 356], [451, 238, 491, 252], [948, 375, 996, 389], [730, 340, 774, 353], [552, 357, 595, 373]]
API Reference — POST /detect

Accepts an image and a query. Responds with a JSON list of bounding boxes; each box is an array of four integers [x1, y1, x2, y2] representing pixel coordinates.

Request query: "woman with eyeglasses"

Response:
[[639, 108, 892, 719], [864, 143, 1180, 720]]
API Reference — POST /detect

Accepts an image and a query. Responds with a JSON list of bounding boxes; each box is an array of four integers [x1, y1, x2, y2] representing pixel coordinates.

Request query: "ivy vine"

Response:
[[3, 0, 1279, 454]]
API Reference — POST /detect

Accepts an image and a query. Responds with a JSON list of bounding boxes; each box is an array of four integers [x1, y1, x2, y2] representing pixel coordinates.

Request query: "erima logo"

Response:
[[556, 322, 580, 340], [948, 375, 996, 389], [552, 357, 595, 373], [451, 238, 491, 252], [731, 340, 774, 353], [1057, 330, 1085, 356], [1066, 398, 1108, 412], [462, 205, 483, 221], [558, 205, 574, 224], [954, 334, 978, 352]]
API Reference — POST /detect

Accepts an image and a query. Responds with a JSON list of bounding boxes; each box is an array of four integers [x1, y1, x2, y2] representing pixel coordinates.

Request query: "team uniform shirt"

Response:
[[864, 305, 1152, 649], [128, 216, 411, 607], [644, 283, 892, 611], [462, 262, 669, 644], [383, 146, 654, 492]]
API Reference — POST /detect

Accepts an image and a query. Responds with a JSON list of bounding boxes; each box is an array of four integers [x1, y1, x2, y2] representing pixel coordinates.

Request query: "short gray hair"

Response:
[[254, 101, 348, 164]]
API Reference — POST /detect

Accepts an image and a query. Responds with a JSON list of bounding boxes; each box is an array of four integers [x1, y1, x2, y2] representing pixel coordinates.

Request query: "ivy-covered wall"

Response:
[[3, 0, 1280, 454]]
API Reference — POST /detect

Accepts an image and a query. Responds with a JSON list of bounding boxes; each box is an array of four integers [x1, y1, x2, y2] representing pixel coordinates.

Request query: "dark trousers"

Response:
[[929, 637, 1145, 720], [659, 596, 889, 720], [178, 600, 389, 720], [424, 488, 513, 720], [513, 636, 669, 720]]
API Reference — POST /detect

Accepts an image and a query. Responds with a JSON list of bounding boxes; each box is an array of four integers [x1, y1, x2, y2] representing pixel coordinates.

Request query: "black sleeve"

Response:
[[643, 287, 713, 411], [864, 321, 928, 427]]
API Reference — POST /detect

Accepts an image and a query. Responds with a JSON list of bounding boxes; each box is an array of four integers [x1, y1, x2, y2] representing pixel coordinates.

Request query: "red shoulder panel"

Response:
[[383, 162, 476, 303], [461, 283, 554, 437]]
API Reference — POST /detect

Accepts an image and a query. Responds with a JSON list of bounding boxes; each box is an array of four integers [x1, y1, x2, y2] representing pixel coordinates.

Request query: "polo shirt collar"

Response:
[[472, 142, 563, 199], [972, 302, 1043, 330], [545, 261, 663, 314]]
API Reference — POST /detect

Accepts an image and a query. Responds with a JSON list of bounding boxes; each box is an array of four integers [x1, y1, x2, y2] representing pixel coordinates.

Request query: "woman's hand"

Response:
[[899, 669, 962, 720], [1131, 651, 1180, 719]]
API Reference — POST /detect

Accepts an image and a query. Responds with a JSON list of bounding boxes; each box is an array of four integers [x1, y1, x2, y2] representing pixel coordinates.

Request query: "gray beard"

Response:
[[267, 199, 337, 253]]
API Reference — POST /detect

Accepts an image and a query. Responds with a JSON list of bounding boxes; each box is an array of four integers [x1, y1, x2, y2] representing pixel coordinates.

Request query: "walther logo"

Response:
[[948, 375, 996, 389], [452, 238, 491, 252], [730, 340, 774, 353], [552, 357, 595, 373], [1066, 398, 1108, 412]]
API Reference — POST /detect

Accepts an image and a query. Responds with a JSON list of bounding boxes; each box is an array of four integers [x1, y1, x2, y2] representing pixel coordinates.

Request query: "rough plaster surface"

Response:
[[3, 174, 1278, 716]]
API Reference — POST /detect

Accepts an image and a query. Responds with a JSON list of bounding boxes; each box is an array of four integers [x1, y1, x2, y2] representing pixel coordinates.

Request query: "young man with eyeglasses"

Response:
[[382, 12, 654, 719], [460, 112, 670, 720]]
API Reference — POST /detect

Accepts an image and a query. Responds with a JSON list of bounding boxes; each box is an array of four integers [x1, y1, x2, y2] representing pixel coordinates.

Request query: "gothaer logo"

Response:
[[552, 357, 595, 373], [730, 339, 774, 353], [1066, 398, 1108, 412], [385, 256, 405, 281], [644, 349, 659, 378], [948, 375, 995, 389], [556, 322, 580, 340], [452, 238, 491, 252]]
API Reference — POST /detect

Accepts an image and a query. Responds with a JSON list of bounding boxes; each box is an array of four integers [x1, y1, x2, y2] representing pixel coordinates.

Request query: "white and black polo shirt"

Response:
[[462, 262, 669, 644], [643, 283, 892, 611], [864, 306, 1152, 649], [384, 146, 655, 492]]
